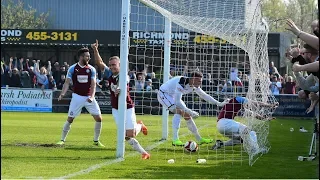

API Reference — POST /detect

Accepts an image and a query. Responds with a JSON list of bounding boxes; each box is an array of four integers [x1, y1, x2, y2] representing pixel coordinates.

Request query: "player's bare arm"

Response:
[[58, 78, 71, 101], [195, 88, 229, 107], [252, 100, 279, 108], [254, 111, 272, 121], [306, 92, 319, 114], [87, 78, 96, 103], [91, 39, 106, 71], [114, 88, 120, 96]]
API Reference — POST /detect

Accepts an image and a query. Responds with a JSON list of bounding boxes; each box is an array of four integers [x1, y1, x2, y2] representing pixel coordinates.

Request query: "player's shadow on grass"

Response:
[[64, 146, 116, 151], [2, 143, 65, 148], [2, 156, 115, 160], [156, 147, 186, 153], [5, 143, 116, 152]]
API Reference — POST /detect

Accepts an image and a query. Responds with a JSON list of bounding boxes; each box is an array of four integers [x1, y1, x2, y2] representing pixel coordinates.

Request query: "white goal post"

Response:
[[117, 0, 130, 158], [118, 0, 173, 158]]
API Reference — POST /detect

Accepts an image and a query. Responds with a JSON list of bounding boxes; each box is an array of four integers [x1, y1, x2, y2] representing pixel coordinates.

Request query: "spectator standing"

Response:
[[48, 75, 57, 90], [145, 79, 153, 91], [25, 59, 36, 88], [57, 74, 66, 90], [20, 71, 32, 88], [8, 58, 22, 87], [150, 72, 160, 90], [53, 65, 67, 83], [33, 60, 48, 90], [269, 61, 280, 76], [270, 76, 282, 95], [222, 81, 233, 92], [283, 76, 296, 94], [135, 73, 145, 91], [202, 73, 215, 91], [1, 58, 10, 87]]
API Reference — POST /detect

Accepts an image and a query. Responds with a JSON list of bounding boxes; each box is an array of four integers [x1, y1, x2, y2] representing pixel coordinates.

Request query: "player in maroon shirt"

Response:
[[56, 47, 104, 147], [212, 96, 278, 154], [91, 41, 150, 159]]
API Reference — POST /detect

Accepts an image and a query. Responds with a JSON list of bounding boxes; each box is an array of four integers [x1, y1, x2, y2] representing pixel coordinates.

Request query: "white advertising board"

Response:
[[1, 88, 52, 112]]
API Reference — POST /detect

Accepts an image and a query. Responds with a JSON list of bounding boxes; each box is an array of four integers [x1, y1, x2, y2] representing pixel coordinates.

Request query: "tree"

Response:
[[261, 0, 318, 33], [295, 0, 318, 32], [261, 0, 288, 32], [1, 0, 50, 29]]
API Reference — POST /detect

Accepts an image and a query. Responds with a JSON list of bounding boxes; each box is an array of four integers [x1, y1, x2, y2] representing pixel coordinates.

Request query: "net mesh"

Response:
[[129, 0, 277, 166]]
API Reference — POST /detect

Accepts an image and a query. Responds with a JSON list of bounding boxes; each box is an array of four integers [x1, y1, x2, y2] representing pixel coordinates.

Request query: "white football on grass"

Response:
[[184, 140, 198, 152]]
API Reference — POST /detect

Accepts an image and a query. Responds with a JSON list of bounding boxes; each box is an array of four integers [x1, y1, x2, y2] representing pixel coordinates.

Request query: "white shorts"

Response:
[[112, 108, 136, 130], [217, 118, 247, 138], [68, 93, 101, 117], [157, 90, 184, 112]]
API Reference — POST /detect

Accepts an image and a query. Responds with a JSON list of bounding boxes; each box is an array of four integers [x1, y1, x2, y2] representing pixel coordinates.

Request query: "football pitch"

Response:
[[1, 112, 318, 179]]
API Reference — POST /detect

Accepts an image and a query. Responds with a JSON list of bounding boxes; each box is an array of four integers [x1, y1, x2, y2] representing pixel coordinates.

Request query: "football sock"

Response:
[[127, 138, 147, 154], [249, 131, 258, 143], [172, 114, 181, 141], [186, 118, 201, 141], [61, 121, 71, 141], [94, 121, 102, 142], [135, 123, 142, 136]]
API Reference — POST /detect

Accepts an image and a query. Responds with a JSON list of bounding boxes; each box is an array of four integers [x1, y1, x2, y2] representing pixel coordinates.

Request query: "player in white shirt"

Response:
[[157, 71, 229, 146]]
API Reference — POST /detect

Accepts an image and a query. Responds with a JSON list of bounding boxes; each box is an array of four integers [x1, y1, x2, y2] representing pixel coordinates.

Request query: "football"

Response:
[[184, 140, 199, 152]]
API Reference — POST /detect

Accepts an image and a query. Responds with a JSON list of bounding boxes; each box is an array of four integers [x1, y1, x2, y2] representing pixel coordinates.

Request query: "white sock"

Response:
[[94, 122, 102, 142], [172, 114, 181, 141], [61, 121, 71, 141], [135, 123, 142, 136], [249, 131, 257, 143], [127, 138, 147, 154], [186, 118, 201, 141]]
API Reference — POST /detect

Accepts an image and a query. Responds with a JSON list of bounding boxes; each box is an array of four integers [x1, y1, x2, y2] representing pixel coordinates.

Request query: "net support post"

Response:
[[117, 0, 130, 158], [161, 17, 171, 140]]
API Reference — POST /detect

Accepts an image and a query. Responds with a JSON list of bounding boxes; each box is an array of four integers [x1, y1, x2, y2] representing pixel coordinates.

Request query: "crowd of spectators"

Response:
[[268, 64, 298, 95], [1, 57, 68, 91], [0, 56, 247, 94], [1, 19, 318, 103], [285, 18, 319, 117], [1, 56, 298, 96], [0, 57, 164, 92]]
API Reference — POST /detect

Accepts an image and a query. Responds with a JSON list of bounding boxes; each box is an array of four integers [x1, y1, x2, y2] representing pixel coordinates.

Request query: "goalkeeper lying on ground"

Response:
[[212, 96, 278, 154]]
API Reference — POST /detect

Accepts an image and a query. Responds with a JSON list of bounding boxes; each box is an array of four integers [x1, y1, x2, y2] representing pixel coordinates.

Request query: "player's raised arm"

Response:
[[88, 66, 97, 103], [58, 65, 74, 101], [91, 39, 106, 71], [194, 88, 229, 107]]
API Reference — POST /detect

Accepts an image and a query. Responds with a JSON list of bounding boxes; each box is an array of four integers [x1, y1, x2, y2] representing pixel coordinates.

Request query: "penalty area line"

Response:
[[51, 125, 208, 179], [51, 141, 165, 180]]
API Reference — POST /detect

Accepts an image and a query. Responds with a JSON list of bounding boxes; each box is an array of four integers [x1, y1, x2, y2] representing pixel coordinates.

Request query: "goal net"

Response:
[[125, 0, 276, 166]]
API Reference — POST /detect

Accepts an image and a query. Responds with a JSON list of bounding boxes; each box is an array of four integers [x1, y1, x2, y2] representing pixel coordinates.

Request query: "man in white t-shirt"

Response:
[[157, 71, 229, 146], [270, 76, 282, 95]]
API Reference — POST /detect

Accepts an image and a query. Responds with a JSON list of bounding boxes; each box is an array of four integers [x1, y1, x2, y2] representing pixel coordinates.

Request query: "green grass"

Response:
[[1, 112, 318, 179]]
